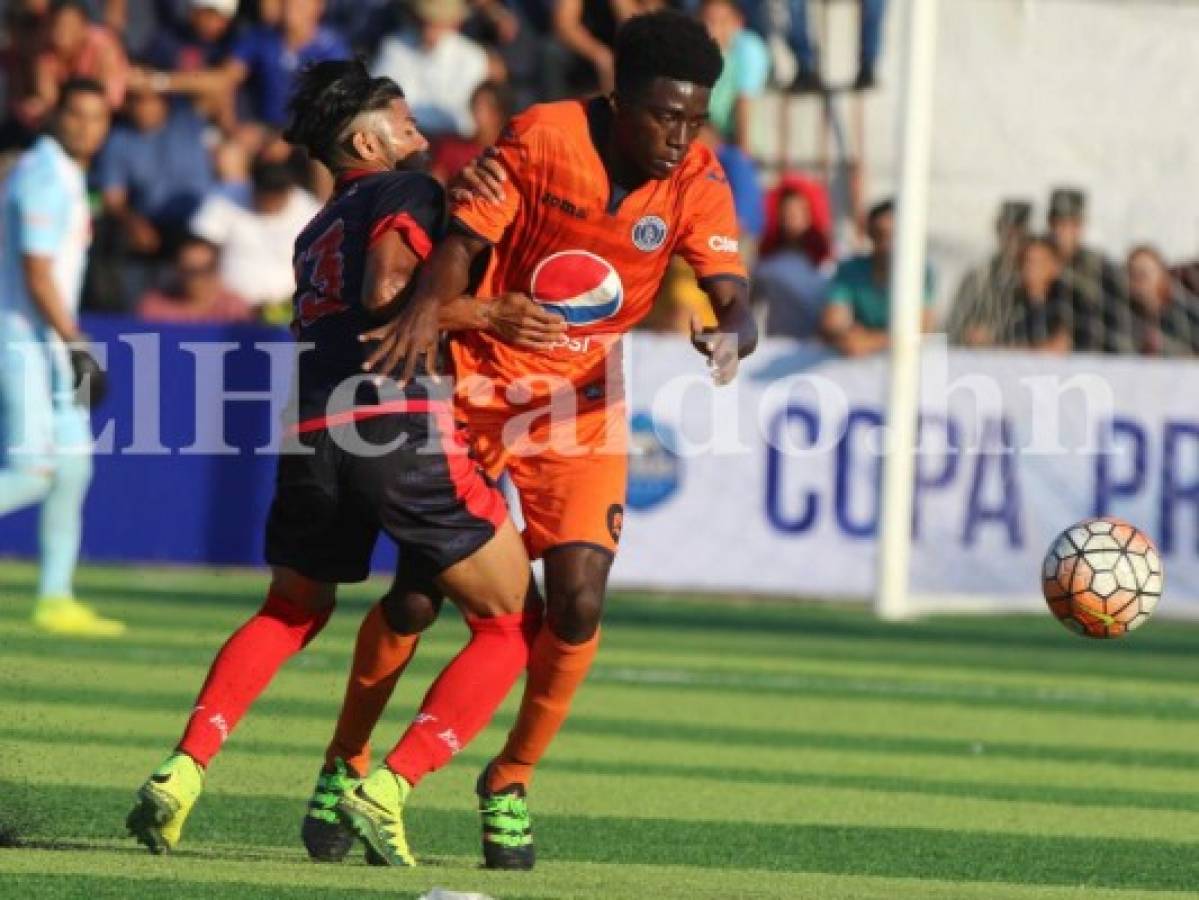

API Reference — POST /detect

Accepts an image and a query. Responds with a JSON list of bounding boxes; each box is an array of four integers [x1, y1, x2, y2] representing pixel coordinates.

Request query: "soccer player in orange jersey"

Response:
[[308, 11, 757, 869]]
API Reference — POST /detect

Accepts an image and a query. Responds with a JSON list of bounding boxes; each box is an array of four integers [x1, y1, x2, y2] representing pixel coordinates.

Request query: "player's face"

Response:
[[616, 78, 712, 181], [381, 98, 430, 171], [56, 90, 112, 163]]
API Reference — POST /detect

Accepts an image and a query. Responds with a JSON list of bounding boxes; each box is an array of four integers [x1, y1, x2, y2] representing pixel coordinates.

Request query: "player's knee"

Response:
[[380, 588, 441, 635], [51, 451, 92, 494], [268, 567, 337, 614], [544, 548, 611, 643], [545, 579, 605, 644]]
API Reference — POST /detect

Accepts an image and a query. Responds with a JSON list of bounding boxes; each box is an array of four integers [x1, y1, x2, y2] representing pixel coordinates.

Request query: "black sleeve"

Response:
[[366, 172, 448, 255]]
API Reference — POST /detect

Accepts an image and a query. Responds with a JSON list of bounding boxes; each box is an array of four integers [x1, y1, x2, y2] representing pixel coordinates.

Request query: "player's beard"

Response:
[[397, 150, 432, 174]]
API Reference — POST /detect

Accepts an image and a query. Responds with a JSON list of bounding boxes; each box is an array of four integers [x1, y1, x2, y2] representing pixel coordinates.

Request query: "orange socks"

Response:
[[488, 625, 601, 791], [324, 602, 420, 775]]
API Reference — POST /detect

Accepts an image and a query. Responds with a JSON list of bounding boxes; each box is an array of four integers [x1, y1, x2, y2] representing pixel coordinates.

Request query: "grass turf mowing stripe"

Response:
[[6, 853, 1191, 900], [8, 723, 1199, 816], [11, 660, 1199, 724], [4, 782, 1199, 891]]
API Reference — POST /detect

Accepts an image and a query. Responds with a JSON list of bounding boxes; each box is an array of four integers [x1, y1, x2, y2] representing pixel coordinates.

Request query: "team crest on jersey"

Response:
[[529, 250, 624, 325], [631, 215, 668, 252]]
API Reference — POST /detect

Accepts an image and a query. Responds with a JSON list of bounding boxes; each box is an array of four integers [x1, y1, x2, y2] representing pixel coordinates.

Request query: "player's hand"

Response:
[[484, 293, 568, 350], [690, 313, 739, 386], [449, 149, 506, 205], [360, 296, 442, 387], [69, 340, 108, 408]]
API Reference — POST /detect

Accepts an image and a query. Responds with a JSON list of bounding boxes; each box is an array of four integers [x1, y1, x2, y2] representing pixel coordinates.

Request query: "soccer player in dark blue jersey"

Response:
[[126, 61, 546, 867]]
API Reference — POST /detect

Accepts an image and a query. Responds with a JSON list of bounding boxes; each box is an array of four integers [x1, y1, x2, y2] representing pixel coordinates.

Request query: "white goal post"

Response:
[[875, 0, 940, 620]]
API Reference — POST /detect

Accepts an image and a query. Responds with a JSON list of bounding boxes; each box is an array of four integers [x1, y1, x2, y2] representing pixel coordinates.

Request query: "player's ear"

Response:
[[348, 128, 376, 163]]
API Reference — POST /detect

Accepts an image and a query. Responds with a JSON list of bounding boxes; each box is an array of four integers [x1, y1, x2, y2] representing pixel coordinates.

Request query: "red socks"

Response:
[[178, 592, 332, 766], [385, 610, 539, 787]]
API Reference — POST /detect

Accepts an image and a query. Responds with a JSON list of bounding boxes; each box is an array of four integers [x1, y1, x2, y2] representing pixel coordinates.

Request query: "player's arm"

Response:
[[677, 167, 758, 384], [22, 255, 80, 343], [692, 276, 758, 386], [361, 229, 481, 383], [361, 229, 422, 319], [22, 254, 106, 404]]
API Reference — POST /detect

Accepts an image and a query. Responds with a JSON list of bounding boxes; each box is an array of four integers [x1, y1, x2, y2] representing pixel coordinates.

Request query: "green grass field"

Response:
[[3, 562, 1199, 899]]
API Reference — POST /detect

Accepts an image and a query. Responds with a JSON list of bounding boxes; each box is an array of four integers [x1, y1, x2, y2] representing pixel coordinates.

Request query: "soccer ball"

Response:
[[1041, 517, 1163, 638]]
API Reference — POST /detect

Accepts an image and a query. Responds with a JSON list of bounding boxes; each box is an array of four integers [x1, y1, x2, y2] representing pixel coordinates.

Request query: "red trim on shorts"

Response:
[[369, 212, 433, 257], [290, 399, 449, 435], [433, 408, 507, 529]]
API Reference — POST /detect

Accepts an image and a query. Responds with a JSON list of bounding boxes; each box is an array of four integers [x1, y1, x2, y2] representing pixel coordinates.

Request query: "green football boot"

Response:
[[126, 752, 205, 854], [336, 768, 416, 867], [477, 763, 534, 870], [301, 758, 360, 862]]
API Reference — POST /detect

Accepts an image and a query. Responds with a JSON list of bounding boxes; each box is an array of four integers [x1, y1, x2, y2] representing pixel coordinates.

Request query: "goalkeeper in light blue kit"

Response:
[[0, 78, 123, 637]]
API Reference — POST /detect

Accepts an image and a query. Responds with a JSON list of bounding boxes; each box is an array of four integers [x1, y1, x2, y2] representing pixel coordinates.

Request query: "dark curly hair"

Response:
[[283, 59, 405, 168], [614, 11, 724, 102]]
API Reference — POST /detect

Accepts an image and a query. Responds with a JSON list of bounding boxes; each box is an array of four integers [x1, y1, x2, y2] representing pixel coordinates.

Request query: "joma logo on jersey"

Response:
[[540, 191, 588, 219]]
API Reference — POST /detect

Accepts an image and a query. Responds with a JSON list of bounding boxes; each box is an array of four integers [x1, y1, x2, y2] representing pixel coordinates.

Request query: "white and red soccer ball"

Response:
[[1041, 517, 1163, 639]]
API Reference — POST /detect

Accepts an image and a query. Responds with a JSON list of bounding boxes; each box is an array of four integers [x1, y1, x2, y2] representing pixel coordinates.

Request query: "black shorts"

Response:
[[264, 407, 506, 584]]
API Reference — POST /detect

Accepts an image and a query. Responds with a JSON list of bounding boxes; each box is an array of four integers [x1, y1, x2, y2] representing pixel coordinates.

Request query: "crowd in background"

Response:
[[4, 0, 1189, 359]]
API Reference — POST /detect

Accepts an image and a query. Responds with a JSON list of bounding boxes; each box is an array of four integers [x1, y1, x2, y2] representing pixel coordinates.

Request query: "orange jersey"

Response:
[[451, 99, 746, 410]]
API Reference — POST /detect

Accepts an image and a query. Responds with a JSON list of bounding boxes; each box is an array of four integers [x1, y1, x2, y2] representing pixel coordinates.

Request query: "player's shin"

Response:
[[386, 609, 539, 786], [488, 624, 601, 791], [178, 590, 332, 766], [324, 600, 423, 775], [337, 608, 539, 867], [305, 600, 424, 863]]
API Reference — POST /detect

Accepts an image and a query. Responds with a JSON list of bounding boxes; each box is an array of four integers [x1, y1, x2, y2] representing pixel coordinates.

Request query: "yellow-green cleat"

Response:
[[33, 596, 125, 637], [126, 753, 205, 854], [335, 768, 417, 866]]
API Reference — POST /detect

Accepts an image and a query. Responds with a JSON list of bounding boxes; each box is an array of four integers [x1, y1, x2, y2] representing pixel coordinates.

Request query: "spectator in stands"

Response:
[[1123, 245, 1199, 356], [133, 0, 241, 128], [1, 0, 52, 149], [431, 80, 513, 184], [820, 198, 934, 356], [945, 199, 1030, 347], [318, 0, 396, 55], [462, 0, 543, 111], [551, 0, 663, 96], [138, 235, 252, 322], [33, 1, 129, 115], [761, 0, 887, 93], [1001, 235, 1071, 353], [189, 152, 320, 315], [372, 0, 490, 137], [753, 174, 832, 340], [96, 85, 216, 254], [699, 0, 769, 152], [228, 0, 349, 129], [1047, 187, 1131, 353]]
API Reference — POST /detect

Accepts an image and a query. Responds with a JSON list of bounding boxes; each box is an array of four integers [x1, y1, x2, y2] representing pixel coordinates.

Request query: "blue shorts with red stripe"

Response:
[[264, 401, 507, 584]]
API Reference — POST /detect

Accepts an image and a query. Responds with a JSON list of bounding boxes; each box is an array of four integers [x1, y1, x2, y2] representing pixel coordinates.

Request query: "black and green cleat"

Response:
[[301, 758, 359, 863], [477, 763, 534, 870]]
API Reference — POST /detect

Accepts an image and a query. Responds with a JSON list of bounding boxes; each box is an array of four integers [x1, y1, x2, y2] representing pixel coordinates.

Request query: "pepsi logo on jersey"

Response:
[[529, 250, 624, 326]]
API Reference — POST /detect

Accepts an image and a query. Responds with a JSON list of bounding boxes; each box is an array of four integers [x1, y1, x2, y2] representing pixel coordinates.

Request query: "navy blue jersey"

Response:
[[291, 170, 445, 422]]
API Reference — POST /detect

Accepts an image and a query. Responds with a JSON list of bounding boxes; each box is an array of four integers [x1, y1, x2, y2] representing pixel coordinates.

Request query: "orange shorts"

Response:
[[461, 401, 629, 559]]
